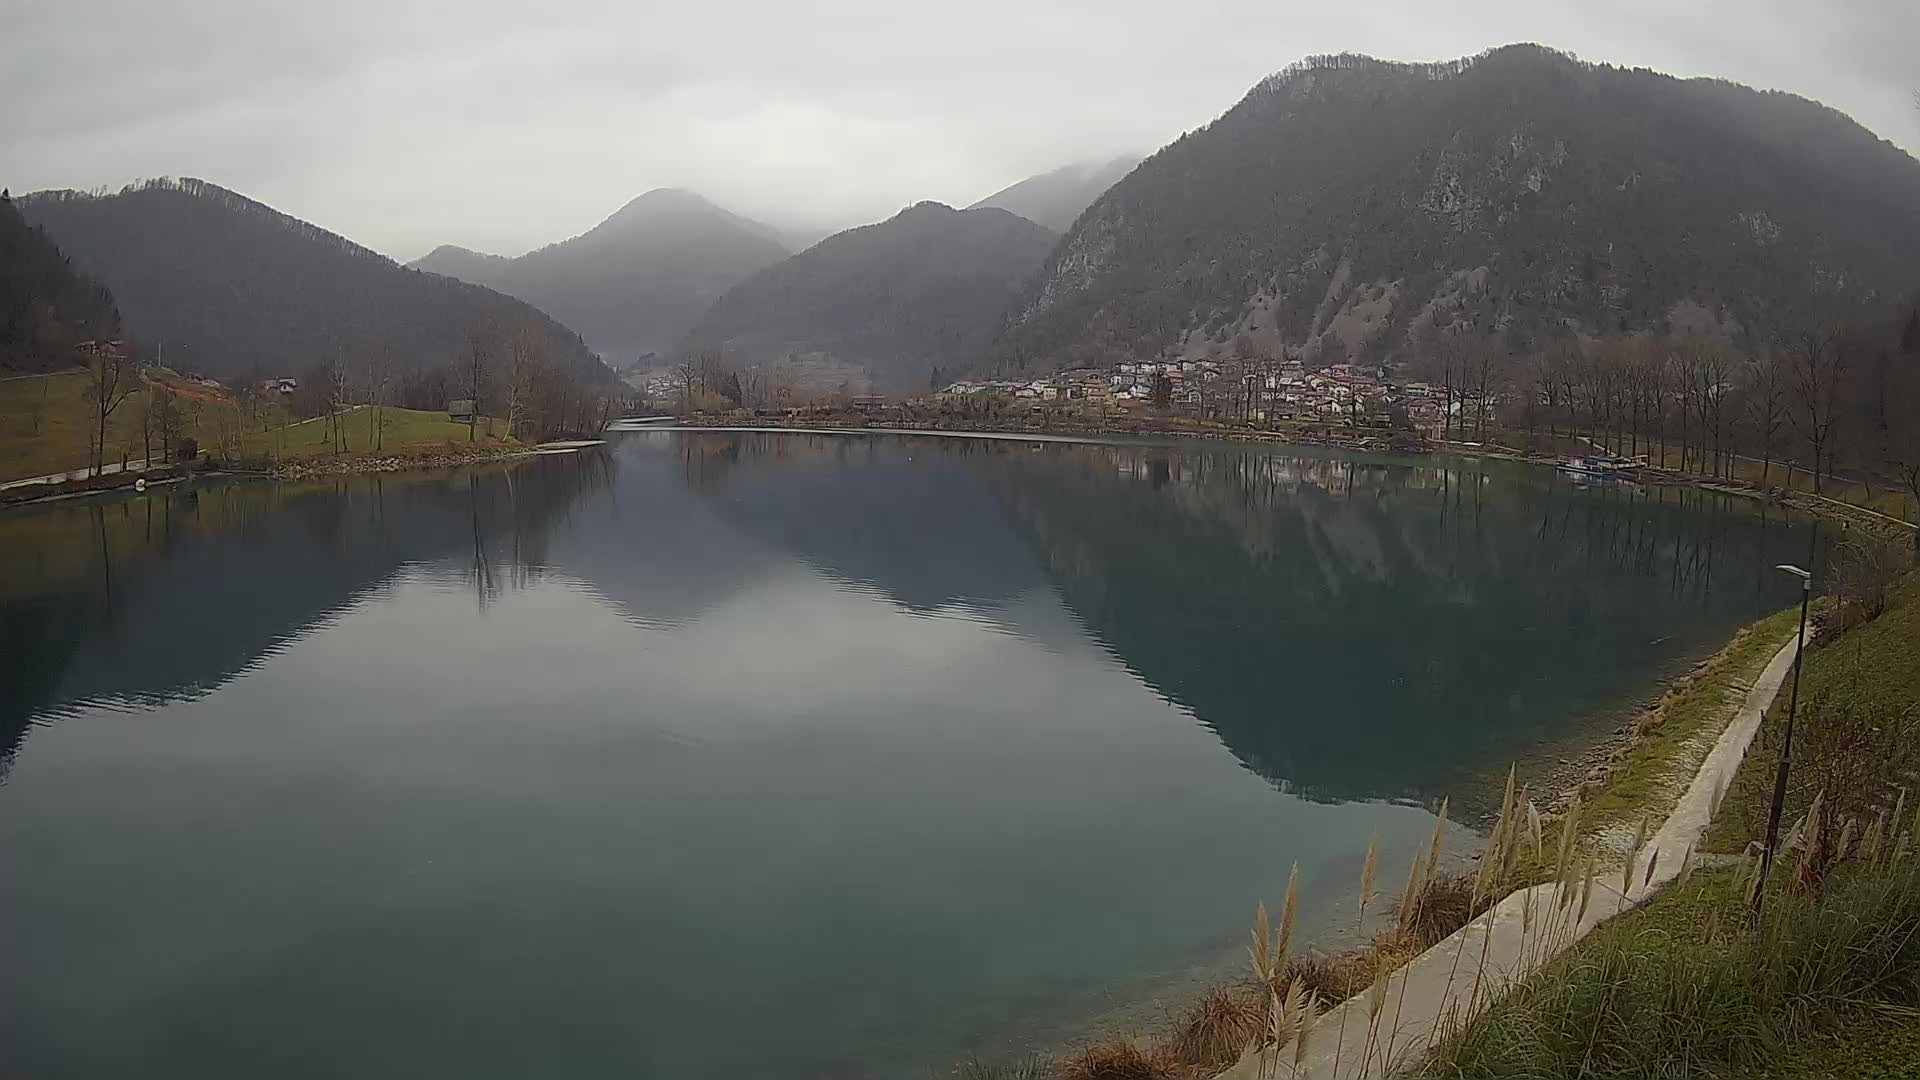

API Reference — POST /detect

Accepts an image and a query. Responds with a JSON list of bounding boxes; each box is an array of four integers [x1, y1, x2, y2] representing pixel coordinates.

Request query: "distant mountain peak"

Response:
[[407, 188, 790, 362], [600, 187, 723, 224], [968, 155, 1141, 231], [682, 202, 1058, 393]]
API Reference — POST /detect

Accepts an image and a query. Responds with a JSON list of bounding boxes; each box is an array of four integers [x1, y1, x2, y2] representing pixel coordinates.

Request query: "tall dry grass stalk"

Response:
[[1419, 773, 1520, 1059], [1328, 834, 1377, 1080], [1276, 864, 1299, 973], [1356, 955, 1391, 1076], [1621, 816, 1649, 899], [1259, 979, 1308, 1080], [1248, 901, 1275, 985], [1576, 854, 1596, 925], [1463, 768, 1522, 1016], [1292, 989, 1320, 1076], [1428, 810, 1920, 1077], [1384, 798, 1453, 1062]]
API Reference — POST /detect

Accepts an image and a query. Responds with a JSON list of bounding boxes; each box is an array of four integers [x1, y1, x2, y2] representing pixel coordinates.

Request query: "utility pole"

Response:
[[1753, 525, 1818, 916]]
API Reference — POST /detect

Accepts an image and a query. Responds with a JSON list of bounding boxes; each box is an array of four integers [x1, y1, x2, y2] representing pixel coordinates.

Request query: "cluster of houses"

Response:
[[936, 357, 1456, 431]]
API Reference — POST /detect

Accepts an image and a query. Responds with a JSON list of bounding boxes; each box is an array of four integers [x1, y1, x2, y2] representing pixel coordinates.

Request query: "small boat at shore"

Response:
[[1560, 453, 1645, 479]]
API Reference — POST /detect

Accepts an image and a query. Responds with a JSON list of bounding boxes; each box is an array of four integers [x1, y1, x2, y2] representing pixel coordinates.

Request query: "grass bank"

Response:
[[0, 369, 147, 482], [1704, 571, 1920, 855], [1413, 566, 1920, 1078], [1, 368, 524, 492], [239, 405, 518, 464], [1419, 855, 1920, 1078], [1523, 605, 1803, 868]]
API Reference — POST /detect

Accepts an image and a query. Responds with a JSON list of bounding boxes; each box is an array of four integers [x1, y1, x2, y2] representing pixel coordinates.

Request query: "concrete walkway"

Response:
[[1223, 631, 1803, 1079], [0, 457, 158, 491]]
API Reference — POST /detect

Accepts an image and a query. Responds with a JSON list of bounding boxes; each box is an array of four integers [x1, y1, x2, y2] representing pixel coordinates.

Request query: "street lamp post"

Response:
[[1753, 558, 1814, 916]]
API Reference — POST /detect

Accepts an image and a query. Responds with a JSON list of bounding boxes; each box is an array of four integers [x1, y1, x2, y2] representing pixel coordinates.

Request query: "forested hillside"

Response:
[[0, 190, 120, 373], [967, 156, 1141, 232], [411, 188, 791, 363], [993, 45, 1920, 371], [680, 202, 1058, 393], [19, 179, 610, 384]]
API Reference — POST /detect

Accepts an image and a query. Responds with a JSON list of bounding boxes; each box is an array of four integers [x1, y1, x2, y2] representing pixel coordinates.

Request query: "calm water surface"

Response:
[[0, 431, 1819, 1078]]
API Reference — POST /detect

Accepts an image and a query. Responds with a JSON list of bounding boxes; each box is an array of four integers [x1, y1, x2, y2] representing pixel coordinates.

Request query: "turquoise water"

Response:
[[0, 432, 1818, 1077]]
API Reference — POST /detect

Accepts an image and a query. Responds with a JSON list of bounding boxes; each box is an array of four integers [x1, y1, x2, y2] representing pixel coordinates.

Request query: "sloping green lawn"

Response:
[[240, 406, 515, 461], [1705, 573, 1920, 853]]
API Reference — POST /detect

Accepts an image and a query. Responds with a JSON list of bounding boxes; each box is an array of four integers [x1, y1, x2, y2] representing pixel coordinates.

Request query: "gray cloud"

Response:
[[7, 0, 1916, 260]]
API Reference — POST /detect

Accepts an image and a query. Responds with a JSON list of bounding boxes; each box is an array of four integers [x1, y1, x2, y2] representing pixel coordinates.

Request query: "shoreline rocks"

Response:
[[267, 447, 533, 480]]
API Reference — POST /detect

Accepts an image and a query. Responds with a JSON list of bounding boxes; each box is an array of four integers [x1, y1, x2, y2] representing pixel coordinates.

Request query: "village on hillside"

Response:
[[936, 356, 1454, 433]]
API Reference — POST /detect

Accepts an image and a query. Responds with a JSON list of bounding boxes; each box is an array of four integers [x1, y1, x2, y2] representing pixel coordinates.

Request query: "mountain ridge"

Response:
[[967, 155, 1142, 231], [409, 188, 791, 362], [1, 189, 121, 373], [681, 201, 1058, 393], [992, 44, 1920, 372], [18, 178, 611, 384]]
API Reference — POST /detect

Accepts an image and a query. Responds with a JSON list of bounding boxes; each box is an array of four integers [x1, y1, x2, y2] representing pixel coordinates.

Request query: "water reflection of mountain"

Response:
[[649, 432, 1046, 611], [0, 456, 612, 773], [631, 431, 1819, 803], [982, 441, 1819, 803], [2, 431, 1823, 807]]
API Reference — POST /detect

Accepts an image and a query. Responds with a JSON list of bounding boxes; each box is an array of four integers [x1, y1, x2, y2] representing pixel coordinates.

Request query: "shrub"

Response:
[[1825, 534, 1910, 635], [1161, 987, 1263, 1074], [1055, 1039, 1173, 1080]]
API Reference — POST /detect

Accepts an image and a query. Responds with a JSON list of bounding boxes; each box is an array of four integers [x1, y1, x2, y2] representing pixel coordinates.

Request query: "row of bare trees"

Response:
[[450, 322, 620, 442], [674, 350, 830, 414], [284, 322, 625, 451], [1445, 305, 1920, 518]]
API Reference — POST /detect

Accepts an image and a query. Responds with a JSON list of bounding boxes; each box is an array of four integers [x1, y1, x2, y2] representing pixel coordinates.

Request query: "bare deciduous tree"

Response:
[[82, 341, 138, 475], [1786, 325, 1846, 495], [1743, 350, 1788, 489], [675, 354, 699, 415], [366, 347, 393, 452], [328, 353, 351, 453], [462, 328, 493, 441], [507, 324, 546, 440]]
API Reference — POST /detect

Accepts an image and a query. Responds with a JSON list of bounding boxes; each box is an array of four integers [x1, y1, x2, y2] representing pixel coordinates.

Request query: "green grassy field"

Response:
[[0, 369, 154, 482], [1705, 571, 1920, 853], [240, 405, 517, 461], [1, 368, 516, 481]]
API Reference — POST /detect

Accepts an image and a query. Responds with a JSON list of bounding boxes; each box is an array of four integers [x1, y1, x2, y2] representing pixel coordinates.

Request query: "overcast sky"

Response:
[[7, 1, 1916, 261]]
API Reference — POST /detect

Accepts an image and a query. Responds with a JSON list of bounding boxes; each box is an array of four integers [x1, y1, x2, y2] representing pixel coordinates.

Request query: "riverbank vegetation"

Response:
[[1706, 561, 1920, 855], [0, 367, 523, 489], [1415, 562, 1920, 1078], [1419, 852, 1920, 1078], [1, 316, 629, 491]]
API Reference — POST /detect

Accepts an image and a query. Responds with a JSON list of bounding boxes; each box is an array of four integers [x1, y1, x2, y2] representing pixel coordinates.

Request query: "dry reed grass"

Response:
[[1161, 988, 1263, 1075], [1055, 1039, 1174, 1080]]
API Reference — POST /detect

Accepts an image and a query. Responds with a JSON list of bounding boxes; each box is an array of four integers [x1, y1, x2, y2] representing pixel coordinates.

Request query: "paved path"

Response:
[[1223, 631, 1803, 1078], [0, 457, 158, 492]]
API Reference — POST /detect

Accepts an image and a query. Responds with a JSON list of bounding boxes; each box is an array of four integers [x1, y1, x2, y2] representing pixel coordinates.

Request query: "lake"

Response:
[[0, 431, 1819, 1078]]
